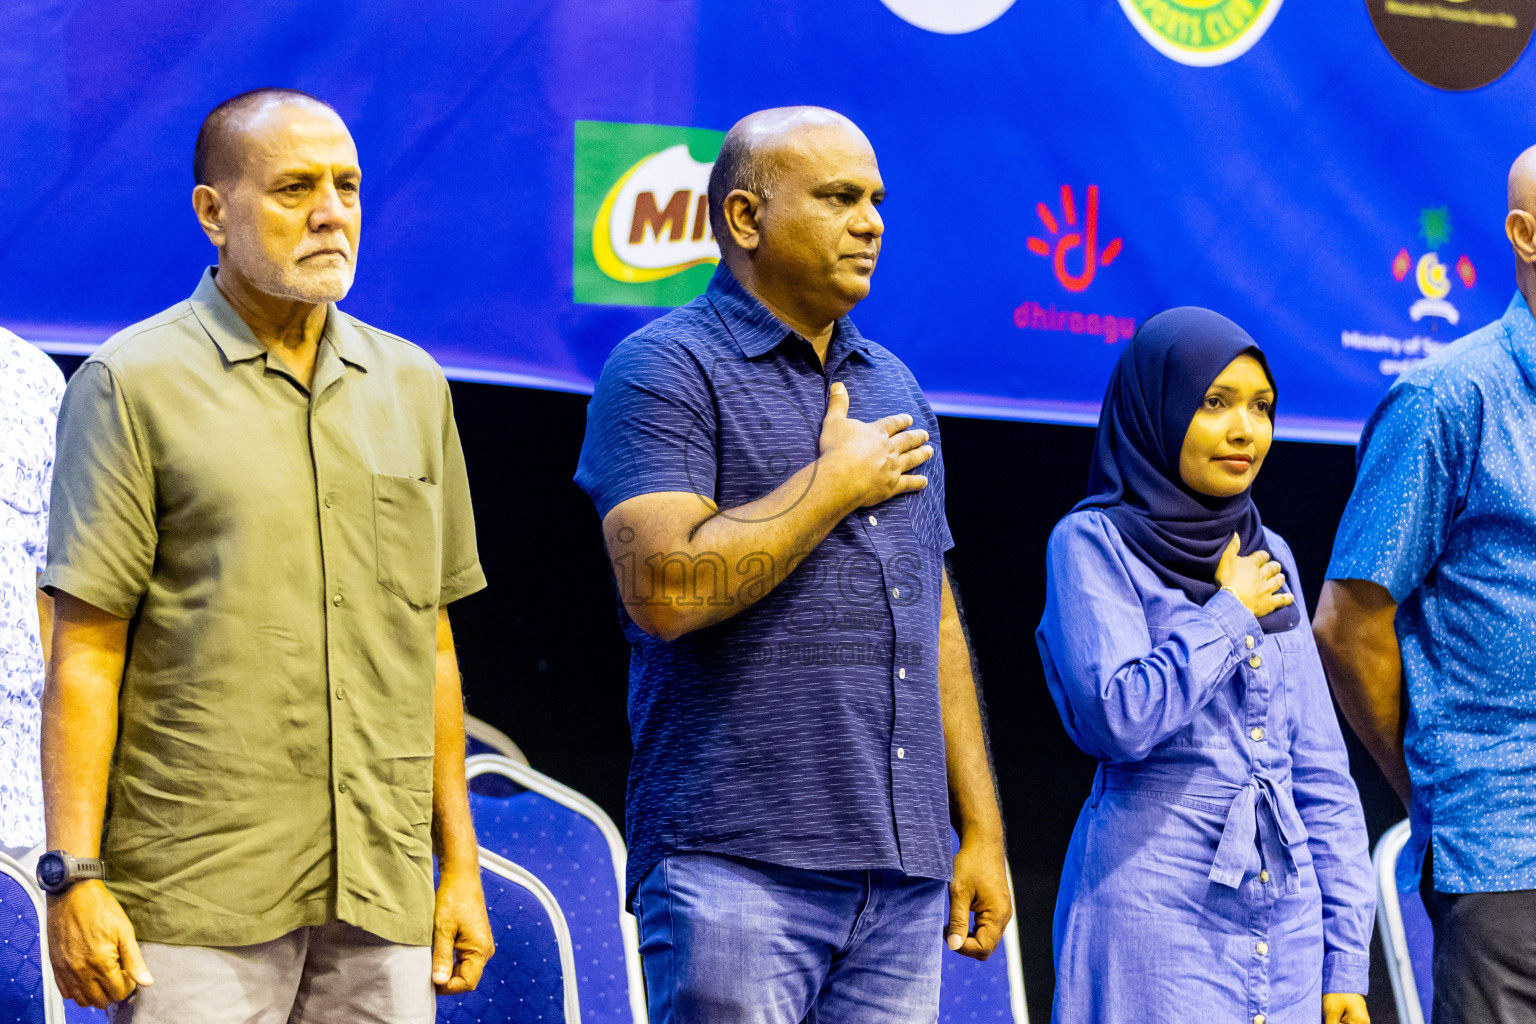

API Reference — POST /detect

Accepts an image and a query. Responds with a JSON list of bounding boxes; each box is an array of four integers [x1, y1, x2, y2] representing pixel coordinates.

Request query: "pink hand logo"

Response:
[[1027, 185, 1122, 293]]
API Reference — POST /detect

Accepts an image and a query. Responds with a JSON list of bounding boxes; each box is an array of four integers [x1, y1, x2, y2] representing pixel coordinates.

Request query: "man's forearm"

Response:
[[1322, 652, 1411, 805], [41, 593, 129, 857], [1314, 580, 1412, 805], [36, 583, 54, 670], [606, 456, 867, 640], [693, 457, 866, 566], [431, 608, 478, 874], [938, 574, 1003, 843]]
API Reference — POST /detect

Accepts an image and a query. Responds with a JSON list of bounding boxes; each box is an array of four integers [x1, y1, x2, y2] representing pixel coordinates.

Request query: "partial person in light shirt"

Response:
[[1037, 308, 1373, 1024], [0, 326, 64, 870]]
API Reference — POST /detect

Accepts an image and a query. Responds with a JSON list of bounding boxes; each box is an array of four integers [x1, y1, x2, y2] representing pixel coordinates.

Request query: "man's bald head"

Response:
[[194, 88, 340, 188], [704, 105, 883, 333], [1508, 145, 1536, 298], [707, 106, 868, 246], [1511, 145, 1536, 214]]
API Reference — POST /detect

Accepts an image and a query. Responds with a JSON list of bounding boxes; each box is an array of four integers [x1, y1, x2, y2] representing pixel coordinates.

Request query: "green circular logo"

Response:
[[1118, 0, 1286, 65]]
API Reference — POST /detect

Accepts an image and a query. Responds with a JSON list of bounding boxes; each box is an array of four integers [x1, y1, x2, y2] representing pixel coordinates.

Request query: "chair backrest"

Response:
[[938, 837, 1030, 1024], [464, 715, 530, 765], [465, 755, 644, 1024], [0, 853, 56, 1024], [437, 849, 580, 1024], [1374, 819, 1434, 1024]]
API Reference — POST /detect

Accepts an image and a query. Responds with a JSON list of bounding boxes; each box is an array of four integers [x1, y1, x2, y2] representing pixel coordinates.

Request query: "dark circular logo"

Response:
[[1368, 0, 1536, 91]]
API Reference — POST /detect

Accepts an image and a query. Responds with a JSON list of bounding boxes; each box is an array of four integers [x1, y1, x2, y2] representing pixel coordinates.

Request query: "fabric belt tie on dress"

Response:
[[1099, 764, 1305, 894]]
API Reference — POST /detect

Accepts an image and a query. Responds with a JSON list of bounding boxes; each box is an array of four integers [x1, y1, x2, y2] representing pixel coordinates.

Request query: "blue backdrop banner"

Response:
[[2, 0, 1530, 441]]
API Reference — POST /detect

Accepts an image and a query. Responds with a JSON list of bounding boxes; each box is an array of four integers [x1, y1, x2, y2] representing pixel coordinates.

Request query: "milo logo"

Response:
[[573, 121, 725, 308]]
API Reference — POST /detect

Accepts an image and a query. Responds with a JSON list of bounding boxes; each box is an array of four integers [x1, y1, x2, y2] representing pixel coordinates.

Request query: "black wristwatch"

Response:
[[35, 851, 105, 895]]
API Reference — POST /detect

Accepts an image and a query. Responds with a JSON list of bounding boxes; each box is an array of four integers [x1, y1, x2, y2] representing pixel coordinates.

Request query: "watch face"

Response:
[[38, 854, 65, 889]]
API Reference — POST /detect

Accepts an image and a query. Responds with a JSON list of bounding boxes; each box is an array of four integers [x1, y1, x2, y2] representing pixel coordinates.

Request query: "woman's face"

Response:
[[1178, 353, 1274, 498]]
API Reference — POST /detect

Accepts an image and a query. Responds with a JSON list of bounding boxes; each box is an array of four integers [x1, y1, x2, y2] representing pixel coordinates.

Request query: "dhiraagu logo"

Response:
[[574, 120, 725, 307], [1118, 0, 1285, 65]]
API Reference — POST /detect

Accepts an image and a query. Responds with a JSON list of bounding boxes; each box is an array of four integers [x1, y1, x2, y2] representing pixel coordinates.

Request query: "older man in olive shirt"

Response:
[[40, 88, 492, 1019]]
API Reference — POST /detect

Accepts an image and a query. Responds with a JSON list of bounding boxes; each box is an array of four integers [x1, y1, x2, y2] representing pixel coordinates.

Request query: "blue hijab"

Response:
[[1076, 306, 1299, 633]]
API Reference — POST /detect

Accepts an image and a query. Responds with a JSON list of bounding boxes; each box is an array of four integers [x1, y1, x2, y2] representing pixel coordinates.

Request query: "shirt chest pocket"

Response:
[[1269, 628, 1309, 740], [374, 474, 442, 609]]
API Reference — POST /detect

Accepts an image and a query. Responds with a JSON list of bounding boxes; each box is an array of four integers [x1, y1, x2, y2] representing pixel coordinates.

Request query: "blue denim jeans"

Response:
[[635, 853, 947, 1024]]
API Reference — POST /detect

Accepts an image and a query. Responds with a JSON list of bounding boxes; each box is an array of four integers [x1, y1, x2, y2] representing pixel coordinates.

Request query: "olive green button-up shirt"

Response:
[[43, 269, 486, 947]]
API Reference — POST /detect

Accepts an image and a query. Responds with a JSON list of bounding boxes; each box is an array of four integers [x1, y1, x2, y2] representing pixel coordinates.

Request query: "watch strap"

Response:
[[70, 856, 105, 882]]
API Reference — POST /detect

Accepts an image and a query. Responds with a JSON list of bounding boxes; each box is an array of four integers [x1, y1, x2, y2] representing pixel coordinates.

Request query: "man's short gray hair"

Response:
[[194, 87, 338, 187], [707, 130, 779, 248]]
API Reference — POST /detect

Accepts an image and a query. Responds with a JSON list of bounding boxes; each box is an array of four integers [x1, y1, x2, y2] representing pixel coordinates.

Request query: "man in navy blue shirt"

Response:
[[1316, 147, 1536, 1023], [575, 107, 1010, 1023]]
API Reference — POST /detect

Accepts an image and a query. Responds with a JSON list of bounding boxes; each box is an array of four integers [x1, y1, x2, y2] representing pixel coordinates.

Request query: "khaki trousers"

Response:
[[107, 922, 433, 1024]]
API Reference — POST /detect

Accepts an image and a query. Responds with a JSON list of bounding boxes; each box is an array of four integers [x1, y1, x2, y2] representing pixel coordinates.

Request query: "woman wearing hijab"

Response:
[[1036, 308, 1374, 1024]]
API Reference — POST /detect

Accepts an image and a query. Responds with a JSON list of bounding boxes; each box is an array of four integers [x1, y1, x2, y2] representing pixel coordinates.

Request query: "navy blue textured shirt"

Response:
[[575, 265, 954, 896]]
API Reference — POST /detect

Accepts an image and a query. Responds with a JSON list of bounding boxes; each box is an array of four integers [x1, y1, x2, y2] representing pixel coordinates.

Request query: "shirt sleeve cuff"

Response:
[[1322, 951, 1372, 996], [37, 564, 142, 620], [588, 478, 708, 521], [1202, 588, 1263, 651], [1324, 560, 1411, 606], [440, 562, 488, 605]]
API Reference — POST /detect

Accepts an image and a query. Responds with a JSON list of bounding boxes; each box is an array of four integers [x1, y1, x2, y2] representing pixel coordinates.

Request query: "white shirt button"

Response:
[[892, 587, 900, 599], [868, 515, 878, 526], [332, 594, 343, 606], [1254, 1016, 1266, 1024], [1256, 941, 1268, 955], [1249, 654, 1262, 668], [1244, 635, 1255, 649], [898, 668, 906, 680], [1250, 727, 1265, 742], [1259, 869, 1270, 883], [896, 748, 906, 759]]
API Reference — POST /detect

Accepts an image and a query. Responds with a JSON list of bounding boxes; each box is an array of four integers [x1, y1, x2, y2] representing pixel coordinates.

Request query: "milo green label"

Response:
[[572, 120, 726, 308]]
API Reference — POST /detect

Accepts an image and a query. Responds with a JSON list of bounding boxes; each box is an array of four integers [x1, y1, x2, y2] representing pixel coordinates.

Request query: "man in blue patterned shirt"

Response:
[[1316, 147, 1536, 1023], [575, 107, 1010, 1023], [0, 327, 64, 868]]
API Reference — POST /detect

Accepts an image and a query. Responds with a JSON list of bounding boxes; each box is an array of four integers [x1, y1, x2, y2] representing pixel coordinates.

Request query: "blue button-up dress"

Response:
[[1037, 510, 1374, 1023]]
